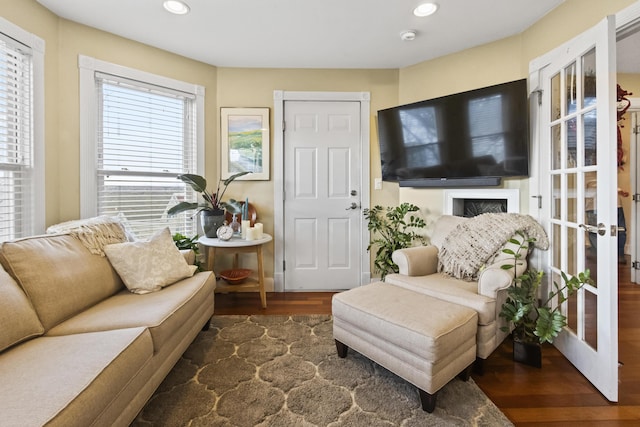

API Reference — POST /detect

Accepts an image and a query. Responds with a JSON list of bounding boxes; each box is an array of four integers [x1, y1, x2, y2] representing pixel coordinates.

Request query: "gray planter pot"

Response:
[[200, 209, 225, 238]]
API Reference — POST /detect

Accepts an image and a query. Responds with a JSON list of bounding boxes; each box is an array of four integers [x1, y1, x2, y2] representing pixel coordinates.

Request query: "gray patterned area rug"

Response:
[[133, 315, 513, 426]]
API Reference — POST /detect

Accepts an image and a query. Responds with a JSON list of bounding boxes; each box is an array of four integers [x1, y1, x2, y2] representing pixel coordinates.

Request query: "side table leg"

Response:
[[257, 245, 267, 308], [206, 247, 216, 272]]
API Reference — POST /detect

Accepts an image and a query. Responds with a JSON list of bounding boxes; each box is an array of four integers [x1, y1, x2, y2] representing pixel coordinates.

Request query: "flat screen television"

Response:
[[377, 79, 529, 187]]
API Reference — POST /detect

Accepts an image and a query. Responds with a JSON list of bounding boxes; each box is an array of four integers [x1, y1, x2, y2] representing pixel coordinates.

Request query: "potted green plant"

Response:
[[364, 203, 427, 280], [167, 171, 249, 237], [172, 232, 203, 271], [499, 232, 593, 367]]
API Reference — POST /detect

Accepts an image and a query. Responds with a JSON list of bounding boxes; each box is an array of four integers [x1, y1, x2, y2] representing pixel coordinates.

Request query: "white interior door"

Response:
[[283, 100, 362, 290], [532, 16, 618, 401]]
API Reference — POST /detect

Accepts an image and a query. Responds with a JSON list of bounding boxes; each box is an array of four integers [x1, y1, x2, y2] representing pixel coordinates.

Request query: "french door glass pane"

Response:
[[551, 73, 561, 121], [565, 62, 577, 114], [582, 48, 597, 101], [583, 109, 597, 166]]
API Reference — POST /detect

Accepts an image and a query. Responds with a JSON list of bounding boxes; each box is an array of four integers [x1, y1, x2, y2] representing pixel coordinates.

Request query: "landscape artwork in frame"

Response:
[[220, 107, 270, 180]]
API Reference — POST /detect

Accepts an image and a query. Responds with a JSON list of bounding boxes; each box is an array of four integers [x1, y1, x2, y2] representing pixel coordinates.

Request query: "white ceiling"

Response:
[[36, 0, 569, 69]]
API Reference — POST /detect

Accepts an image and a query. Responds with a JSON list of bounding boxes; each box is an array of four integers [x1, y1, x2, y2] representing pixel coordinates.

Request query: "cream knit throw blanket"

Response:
[[438, 213, 549, 280], [46, 216, 128, 256]]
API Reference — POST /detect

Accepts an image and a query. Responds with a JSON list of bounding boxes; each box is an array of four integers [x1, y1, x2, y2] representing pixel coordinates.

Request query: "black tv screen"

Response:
[[377, 79, 529, 184]]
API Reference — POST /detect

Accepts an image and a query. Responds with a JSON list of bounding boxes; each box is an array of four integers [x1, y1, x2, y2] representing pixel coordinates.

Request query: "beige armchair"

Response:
[[385, 214, 534, 368]]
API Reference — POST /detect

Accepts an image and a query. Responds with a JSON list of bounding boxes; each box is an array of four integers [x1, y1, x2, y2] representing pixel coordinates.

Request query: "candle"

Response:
[[254, 222, 263, 239], [245, 227, 256, 241], [241, 221, 249, 239]]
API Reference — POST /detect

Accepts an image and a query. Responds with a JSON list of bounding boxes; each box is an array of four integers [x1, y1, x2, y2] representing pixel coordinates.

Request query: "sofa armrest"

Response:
[[477, 259, 527, 298], [391, 245, 439, 276], [180, 249, 196, 265]]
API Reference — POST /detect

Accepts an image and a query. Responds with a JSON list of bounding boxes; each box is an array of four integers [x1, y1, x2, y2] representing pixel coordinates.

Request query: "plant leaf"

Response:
[[167, 201, 199, 215], [177, 174, 207, 193]]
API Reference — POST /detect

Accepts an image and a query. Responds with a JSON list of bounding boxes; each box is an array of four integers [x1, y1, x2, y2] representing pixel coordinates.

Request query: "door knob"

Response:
[[579, 222, 607, 236], [346, 202, 359, 210]]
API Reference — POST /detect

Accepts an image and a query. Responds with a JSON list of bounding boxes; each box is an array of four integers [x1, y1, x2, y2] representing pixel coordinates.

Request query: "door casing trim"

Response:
[[273, 90, 371, 291]]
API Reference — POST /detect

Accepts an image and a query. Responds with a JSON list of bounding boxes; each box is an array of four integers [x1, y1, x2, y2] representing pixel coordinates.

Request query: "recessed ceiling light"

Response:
[[400, 30, 417, 41], [414, 2, 439, 17], [163, 0, 190, 15]]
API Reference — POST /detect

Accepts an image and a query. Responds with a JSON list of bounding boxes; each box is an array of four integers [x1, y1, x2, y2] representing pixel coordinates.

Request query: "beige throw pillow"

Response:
[[104, 228, 197, 294]]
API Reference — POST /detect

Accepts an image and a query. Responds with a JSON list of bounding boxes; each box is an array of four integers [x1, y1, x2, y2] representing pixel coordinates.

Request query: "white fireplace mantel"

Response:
[[443, 189, 520, 216]]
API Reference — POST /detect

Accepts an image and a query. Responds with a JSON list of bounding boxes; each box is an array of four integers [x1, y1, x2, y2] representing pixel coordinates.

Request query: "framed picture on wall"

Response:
[[220, 107, 270, 181]]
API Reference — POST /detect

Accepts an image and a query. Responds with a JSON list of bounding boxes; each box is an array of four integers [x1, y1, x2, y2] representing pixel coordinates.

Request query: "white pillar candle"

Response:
[[245, 227, 257, 241], [241, 221, 250, 239], [254, 223, 263, 239]]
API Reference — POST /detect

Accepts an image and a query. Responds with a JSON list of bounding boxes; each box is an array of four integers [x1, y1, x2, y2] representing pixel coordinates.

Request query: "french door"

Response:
[[531, 16, 618, 401]]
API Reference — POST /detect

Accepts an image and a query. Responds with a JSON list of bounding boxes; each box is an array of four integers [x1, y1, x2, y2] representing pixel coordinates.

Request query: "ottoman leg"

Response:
[[418, 389, 437, 413], [335, 340, 349, 358], [458, 364, 473, 381]]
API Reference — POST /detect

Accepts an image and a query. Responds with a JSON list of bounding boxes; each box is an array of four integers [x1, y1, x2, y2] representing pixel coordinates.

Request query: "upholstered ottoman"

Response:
[[332, 281, 478, 412]]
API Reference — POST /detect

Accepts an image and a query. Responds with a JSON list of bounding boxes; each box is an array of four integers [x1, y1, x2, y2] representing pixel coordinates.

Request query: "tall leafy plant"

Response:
[[499, 232, 593, 344], [364, 203, 427, 280]]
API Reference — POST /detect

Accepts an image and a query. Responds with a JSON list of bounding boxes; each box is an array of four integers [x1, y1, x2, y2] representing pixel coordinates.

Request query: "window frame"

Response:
[[78, 56, 205, 232], [0, 17, 45, 240]]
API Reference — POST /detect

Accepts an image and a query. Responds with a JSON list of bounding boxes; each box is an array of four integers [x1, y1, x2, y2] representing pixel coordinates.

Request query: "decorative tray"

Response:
[[219, 268, 252, 285]]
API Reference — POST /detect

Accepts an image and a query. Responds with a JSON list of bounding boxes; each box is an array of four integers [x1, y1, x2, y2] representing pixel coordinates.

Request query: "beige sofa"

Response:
[[385, 214, 535, 366], [0, 232, 215, 427]]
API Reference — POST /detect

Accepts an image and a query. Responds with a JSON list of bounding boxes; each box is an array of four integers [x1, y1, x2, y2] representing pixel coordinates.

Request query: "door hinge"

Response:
[[633, 125, 640, 135], [633, 194, 640, 202], [632, 261, 640, 270], [283, 260, 286, 271], [283, 120, 286, 132]]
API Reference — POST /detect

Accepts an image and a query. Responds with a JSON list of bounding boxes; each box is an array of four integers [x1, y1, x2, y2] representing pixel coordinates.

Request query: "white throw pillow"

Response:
[[104, 227, 197, 294]]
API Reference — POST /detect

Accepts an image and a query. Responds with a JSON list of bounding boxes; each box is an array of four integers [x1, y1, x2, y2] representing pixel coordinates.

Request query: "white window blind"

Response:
[[96, 72, 198, 239], [0, 33, 34, 241]]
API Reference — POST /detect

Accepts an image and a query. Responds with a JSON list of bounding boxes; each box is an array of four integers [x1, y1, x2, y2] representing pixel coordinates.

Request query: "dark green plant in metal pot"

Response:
[[364, 203, 427, 280], [167, 171, 249, 216]]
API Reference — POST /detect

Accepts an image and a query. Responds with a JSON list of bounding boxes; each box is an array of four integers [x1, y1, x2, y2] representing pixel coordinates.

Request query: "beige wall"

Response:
[[396, 0, 637, 228], [215, 67, 399, 276], [397, 35, 528, 226], [0, 0, 60, 227], [1, 0, 220, 226], [1, 0, 638, 275], [55, 20, 219, 222]]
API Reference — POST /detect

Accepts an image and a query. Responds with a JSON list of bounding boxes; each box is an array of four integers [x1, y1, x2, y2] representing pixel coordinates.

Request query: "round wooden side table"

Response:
[[198, 234, 272, 308]]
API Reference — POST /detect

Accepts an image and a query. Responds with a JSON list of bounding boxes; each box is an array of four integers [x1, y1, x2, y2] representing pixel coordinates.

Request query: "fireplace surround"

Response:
[[444, 189, 520, 217]]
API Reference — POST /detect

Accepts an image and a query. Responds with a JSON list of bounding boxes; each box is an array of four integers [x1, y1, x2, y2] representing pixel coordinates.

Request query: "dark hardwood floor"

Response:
[[214, 262, 640, 425]]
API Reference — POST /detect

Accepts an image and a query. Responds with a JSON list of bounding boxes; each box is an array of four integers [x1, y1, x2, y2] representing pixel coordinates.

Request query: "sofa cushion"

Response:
[[47, 271, 214, 353], [385, 272, 495, 325], [0, 266, 44, 352], [104, 227, 197, 294], [0, 234, 124, 331], [0, 327, 152, 427]]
